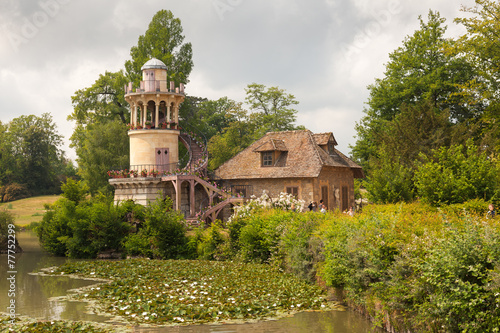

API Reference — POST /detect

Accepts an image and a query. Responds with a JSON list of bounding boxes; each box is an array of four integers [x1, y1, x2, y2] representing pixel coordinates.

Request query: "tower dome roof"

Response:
[[141, 58, 167, 70]]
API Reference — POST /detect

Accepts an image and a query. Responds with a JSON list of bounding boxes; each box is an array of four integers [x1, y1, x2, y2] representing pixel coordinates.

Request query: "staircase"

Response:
[[179, 133, 208, 175], [177, 132, 245, 226]]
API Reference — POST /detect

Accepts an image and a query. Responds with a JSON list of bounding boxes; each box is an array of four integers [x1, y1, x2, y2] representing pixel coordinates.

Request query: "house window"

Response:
[[232, 185, 249, 198], [262, 151, 274, 166], [286, 187, 298, 198]]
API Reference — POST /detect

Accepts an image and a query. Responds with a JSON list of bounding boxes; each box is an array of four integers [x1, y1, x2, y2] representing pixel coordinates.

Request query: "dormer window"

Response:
[[262, 151, 274, 166], [254, 139, 288, 167], [328, 142, 334, 155]]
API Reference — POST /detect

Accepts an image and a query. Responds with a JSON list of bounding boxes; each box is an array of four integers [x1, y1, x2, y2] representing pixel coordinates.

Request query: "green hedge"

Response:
[[211, 202, 500, 332]]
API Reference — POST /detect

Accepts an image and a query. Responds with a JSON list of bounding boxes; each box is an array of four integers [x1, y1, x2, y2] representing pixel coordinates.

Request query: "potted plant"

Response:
[[161, 121, 168, 129], [145, 121, 152, 129], [141, 169, 148, 177]]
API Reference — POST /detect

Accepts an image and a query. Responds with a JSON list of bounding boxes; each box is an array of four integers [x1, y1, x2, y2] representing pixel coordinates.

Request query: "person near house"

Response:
[[487, 203, 496, 219], [320, 204, 327, 213], [308, 202, 313, 211], [312, 202, 318, 212], [347, 206, 354, 216], [291, 203, 297, 212]]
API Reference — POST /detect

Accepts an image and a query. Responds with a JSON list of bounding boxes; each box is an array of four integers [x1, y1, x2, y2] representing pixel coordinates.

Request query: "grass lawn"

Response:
[[0, 195, 60, 226]]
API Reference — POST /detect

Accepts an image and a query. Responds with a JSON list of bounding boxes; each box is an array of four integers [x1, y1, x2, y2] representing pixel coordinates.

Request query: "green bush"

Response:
[[365, 148, 415, 204], [37, 180, 135, 258], [414, 140, 500, 205], [0, 183, 31, 202], [123, 196, 190, 259], [413, 223, 500, 332], [278, 212, 325, 281], [235, 209, 285, 263], [191, 221, 228, 260]]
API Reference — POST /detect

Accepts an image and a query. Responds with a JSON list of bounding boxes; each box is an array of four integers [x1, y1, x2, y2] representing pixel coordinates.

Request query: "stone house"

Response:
[[215, 130, 364, 212]]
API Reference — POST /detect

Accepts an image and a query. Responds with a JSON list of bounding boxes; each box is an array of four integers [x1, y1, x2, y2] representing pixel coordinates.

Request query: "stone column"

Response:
[[132, 103, 137, 126], [138, 104, 143, 127], [190, 180, 195, 216], [175, 180, 182, 211], [155, 103, 160, 128], [174, 104, 179, 124], [167, 104, 171, 128]]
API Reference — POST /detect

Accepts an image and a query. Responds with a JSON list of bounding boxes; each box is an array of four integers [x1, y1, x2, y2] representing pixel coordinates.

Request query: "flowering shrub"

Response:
[[228, 191, 305, 223], [107, 170, 130, 178]]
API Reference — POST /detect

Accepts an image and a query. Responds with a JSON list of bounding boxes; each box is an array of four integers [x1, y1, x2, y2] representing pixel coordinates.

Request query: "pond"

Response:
[[1, 231, 383, 332]]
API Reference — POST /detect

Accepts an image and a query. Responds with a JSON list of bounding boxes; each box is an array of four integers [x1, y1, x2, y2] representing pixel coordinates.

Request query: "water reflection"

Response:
[[133, 310, 380, 333], [0, 231, 108, 322], [1, 231, 382, 332]]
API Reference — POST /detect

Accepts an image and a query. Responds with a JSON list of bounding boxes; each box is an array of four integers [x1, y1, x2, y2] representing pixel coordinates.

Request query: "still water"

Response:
[[1, 231, 382, 332]]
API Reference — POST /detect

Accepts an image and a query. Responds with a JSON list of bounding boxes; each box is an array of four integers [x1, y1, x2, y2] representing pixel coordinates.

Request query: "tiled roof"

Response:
[[253, 139, 288, 152], [312, 132, 338, 146], [215, 130, 363, 179]]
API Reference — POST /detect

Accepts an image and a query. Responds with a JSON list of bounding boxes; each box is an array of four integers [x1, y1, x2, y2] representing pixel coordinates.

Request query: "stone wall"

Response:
[[110, 178, 166, 206], [222, 166, 355, 213], [128, 130, 179, 167]]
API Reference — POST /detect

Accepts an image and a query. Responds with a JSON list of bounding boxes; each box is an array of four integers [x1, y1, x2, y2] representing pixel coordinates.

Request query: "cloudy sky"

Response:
[[0, 0, 477, 161]]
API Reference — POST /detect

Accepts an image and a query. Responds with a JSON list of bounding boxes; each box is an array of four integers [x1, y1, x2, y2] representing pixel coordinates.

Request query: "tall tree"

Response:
[[69, 10, 193, 192], [208, 103, 255, 170], [180, 96, 239, 142], [70, 11, 193, 128], [74, 121, 129, 195], [125, 9, 193, 86], [352, 11, 481, 169], [69, 71, 129, 126], [0, 121, 15, 186], [245, 83, 302, 135], [7, 113, 65, 194], [455, 0, 500, 153]]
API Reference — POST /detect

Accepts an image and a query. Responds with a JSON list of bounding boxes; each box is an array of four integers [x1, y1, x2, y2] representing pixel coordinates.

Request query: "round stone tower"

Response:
[[124, 58, 185, 174]]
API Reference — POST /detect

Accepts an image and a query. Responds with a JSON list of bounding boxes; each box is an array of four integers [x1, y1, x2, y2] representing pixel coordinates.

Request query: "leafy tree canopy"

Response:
[[69, 9, 193, 128], [0, 113, 69, 195]]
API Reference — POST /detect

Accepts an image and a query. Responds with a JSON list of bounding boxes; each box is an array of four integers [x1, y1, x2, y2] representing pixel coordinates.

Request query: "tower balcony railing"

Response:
[[108, 161, 207, 179], [125, 80, 185, 94], [108, 163, 180, 179], [127, 121, 180, 131]]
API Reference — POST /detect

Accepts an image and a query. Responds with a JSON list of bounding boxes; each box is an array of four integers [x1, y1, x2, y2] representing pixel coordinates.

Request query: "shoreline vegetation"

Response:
[[3, 195, 500, 332], [1, 259, 340, 332]]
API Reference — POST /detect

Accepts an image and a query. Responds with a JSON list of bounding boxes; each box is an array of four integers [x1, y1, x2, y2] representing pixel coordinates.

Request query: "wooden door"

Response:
[[341, 186, 348, 212], [156, 148, 169, 173], [321, 186, 328, 209]]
